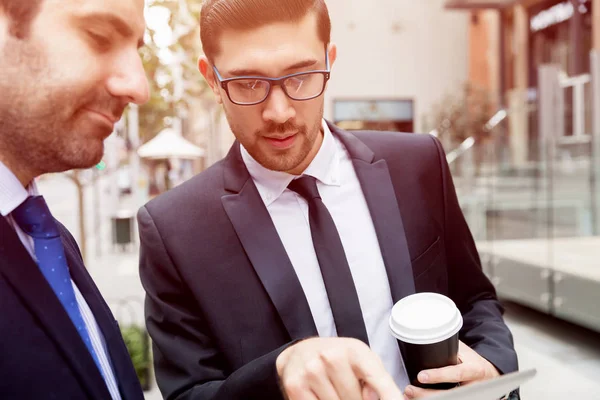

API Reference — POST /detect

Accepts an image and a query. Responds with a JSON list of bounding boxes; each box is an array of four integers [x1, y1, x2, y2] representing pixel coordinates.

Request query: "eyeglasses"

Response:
[[212, 53, 331, 106]]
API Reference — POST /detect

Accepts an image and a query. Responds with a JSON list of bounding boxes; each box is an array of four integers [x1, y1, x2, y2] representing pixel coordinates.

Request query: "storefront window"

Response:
[[333, 99, 414, 132]]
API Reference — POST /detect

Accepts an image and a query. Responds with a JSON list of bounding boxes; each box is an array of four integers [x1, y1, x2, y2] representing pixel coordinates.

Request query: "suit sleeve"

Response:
[[430, 136, 519, 376], [137, 206, 291, 400]]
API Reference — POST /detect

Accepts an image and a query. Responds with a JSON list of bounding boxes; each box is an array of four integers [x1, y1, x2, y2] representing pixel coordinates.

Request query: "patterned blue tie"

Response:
[[12, 195, 103, 374]]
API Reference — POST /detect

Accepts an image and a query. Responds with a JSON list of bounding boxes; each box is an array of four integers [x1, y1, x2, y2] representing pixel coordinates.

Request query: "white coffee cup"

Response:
[[389, 292, 463, 389]]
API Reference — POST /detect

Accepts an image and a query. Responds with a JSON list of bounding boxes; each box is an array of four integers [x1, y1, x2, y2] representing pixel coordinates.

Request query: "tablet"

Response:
[[426, 368, 537, 400]]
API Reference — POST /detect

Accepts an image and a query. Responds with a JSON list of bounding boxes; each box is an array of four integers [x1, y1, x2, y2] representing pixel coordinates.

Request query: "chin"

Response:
[[64, 147, 104, 170]]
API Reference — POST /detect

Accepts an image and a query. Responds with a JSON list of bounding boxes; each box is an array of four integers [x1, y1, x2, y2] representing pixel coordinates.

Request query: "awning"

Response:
[[137, 128, 205, 160]]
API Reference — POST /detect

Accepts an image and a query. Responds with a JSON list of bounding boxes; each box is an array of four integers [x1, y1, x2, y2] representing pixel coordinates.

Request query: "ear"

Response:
[[0, 7, 9, 43], [198, 55, 223, 105], [327, 42, 337, 69]]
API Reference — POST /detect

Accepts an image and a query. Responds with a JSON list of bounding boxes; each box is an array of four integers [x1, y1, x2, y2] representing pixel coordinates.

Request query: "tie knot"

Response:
[[11, 195, 59, 239], [288, 176, 321, 201]]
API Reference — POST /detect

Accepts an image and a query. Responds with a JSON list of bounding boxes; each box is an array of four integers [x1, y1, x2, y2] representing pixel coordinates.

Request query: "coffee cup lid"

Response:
[[389, 292, 463, 345]]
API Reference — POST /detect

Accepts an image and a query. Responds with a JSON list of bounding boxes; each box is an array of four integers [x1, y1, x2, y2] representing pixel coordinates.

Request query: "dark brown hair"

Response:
[[200, 0, 331, 63], [0, 0, 44, 38]]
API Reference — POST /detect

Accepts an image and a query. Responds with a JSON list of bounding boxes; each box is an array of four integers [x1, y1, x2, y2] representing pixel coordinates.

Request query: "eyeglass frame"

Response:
[[212, 52, 331, 106]]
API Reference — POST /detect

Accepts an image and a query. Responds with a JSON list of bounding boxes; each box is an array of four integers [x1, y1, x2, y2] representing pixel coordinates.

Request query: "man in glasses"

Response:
[[137, 0, 519, 399]]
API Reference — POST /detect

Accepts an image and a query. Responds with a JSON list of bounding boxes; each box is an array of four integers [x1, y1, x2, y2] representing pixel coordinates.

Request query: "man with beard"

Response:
[[0, 0, 149, 398], [138, 0, 519, 399]]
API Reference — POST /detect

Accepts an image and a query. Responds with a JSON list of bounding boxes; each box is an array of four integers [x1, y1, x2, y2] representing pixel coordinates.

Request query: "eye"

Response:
[[286, 75, 310, 91], [87, 31, 111, 51], [233, 80, 266, 91]]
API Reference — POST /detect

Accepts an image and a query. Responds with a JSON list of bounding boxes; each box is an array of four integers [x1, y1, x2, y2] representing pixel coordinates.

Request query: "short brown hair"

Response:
[[0, 0, 44, 38], [200, 0, 331, 63]]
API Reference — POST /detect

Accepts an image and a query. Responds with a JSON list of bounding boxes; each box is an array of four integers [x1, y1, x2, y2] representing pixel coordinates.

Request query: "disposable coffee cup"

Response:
[[389, 292, 463, 390]]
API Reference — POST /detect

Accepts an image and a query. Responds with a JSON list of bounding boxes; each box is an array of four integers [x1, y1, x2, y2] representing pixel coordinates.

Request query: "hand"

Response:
[[276, 337, 403, 400], [404, 341, 500, 399]]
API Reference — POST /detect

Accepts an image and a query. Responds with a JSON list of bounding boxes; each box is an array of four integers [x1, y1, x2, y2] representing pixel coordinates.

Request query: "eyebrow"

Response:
[[226, 59, 319, 77], [75, 12, 146, 48]]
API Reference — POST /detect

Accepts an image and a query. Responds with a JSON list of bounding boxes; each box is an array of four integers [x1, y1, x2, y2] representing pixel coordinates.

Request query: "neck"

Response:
[[0, 153, 35, 187], [286, 128, 324, 176]]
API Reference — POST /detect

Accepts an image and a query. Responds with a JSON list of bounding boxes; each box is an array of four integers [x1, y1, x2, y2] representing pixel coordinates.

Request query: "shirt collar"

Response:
[[241, 119, 341, 207], [0, 161, 39, 217]]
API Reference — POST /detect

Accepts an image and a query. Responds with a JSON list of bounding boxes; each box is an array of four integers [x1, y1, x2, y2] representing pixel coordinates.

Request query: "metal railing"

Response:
[[429, 109, 508, 165]]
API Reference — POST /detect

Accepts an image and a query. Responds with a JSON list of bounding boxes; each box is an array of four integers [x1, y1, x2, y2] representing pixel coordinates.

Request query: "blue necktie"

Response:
[[12, 195, 103, 374]]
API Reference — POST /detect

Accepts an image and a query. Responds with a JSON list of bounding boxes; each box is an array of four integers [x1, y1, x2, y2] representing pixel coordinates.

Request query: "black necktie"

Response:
[[288, 176, 370, 345]]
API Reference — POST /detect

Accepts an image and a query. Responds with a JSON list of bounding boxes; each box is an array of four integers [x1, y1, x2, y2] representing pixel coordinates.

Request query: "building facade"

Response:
[[449, 0, 599, 164], [324, 0, 470, 134]]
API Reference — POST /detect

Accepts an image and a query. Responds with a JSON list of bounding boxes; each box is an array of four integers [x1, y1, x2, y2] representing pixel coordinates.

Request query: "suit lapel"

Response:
[[60, 226, 141, 399], [330, 123, 416, 303], [60, 230, 117, 342], [0, 217, 111, 400], [221, 144, 318, 340]]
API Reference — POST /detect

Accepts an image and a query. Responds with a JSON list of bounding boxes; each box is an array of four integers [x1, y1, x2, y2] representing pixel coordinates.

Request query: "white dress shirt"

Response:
[[241, 120, 409, 389], [0, 161, 122, 400]]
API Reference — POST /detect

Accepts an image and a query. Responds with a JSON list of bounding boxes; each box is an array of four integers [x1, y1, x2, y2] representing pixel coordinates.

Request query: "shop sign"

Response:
[[530, 0, 589, 32]]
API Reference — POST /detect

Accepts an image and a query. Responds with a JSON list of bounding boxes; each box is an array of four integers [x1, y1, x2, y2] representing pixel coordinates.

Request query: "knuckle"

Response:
[[305, 359, 325, 379], [476, 364, 487, 379], [282, 376, 305, 396], [320, 348, 345, 365], [352, 338, 370, 351]]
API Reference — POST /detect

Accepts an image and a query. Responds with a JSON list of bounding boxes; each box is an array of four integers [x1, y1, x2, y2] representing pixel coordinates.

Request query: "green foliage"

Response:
[[120, 325, 151, 389]]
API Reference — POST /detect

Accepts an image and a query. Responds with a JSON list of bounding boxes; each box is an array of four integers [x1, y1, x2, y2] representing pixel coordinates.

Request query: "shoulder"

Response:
[[143, 157, 227, 216], [352, 130, 442, 158], [344, 129, 446, 175], [138, 157, 233, 235]]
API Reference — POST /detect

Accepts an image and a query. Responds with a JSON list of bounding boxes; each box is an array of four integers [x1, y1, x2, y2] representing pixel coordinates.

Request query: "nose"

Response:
[[106, 49, 150, 105], [262, 86, 296, 124]]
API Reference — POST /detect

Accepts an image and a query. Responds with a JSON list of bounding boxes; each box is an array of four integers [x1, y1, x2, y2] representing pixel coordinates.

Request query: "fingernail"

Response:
[[404, 386, 414, 398], [418, 372, 429, 383]]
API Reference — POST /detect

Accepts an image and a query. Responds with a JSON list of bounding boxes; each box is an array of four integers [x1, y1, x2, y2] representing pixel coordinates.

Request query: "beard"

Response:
[[0, 33, 122, 177], [226, 102, 325, 172]]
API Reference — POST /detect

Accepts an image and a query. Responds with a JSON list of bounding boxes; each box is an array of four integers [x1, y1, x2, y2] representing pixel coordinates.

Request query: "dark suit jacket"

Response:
[[0, 217, 144, 399], [138, 122, 519, 400]]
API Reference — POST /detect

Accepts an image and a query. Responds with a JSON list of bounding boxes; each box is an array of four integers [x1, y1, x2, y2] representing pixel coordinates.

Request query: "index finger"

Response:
[[418, 362, 485, 385], [349, 343, 404, 400]]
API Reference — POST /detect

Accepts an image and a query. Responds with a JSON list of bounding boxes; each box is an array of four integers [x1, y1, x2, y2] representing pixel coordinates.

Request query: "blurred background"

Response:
[[36, 0, 600, 398]]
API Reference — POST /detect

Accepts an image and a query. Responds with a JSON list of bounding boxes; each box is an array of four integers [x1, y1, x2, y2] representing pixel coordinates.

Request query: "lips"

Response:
[[265, 132, 297, 141], [92, 110, 119, 124], [82, 106, 121, 124], [264, 133, 297, 149]]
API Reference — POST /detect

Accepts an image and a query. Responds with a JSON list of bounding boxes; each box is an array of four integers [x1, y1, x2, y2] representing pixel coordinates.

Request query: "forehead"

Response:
[[41, 0, 145, 35], [215, 13, 324, 75]]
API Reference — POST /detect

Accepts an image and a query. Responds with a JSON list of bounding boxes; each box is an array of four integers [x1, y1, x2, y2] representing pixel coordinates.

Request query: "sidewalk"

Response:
[[503, 302, 600, 399]]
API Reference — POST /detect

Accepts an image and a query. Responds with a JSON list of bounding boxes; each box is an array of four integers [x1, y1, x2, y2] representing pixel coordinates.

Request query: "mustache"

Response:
[[261, 120, 304, 135]]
